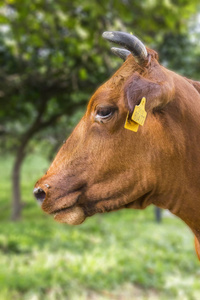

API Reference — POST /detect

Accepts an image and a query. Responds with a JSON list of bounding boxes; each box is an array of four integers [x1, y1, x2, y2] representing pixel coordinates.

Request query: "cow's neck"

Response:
[[155, 189, 200, 258], [128, 73, 200, 256], [155, 76, 200, 251], [168, 193, 200, 239]]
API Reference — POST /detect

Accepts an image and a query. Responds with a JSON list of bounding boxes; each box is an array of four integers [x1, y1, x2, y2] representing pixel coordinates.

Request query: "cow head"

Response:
[[34, 32, 200, 243]]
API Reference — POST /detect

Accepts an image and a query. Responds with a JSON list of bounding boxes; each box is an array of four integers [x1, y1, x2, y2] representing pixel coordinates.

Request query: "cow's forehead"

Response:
[[88, 57, 144, 110], [88, 84, 123, 112], [112, 55, 147, 78]]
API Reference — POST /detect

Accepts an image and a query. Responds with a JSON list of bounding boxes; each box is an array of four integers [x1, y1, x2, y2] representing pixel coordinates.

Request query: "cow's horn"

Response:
[[111, 47, 131, 61], [102, 31, 148, 65]]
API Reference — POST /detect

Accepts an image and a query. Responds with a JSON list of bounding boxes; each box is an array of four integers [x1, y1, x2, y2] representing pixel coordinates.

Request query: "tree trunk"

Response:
[[10, 98, 48, 221], [11, 145, 26, 221], [10, 98, 63, 220]]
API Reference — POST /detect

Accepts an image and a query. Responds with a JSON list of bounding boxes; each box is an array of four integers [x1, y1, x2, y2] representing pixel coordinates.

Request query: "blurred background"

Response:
[[0, 0, 200, 299]]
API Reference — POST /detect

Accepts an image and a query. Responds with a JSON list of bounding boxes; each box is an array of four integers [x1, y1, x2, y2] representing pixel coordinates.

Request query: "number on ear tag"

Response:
[[131, 97, 147, 126], [124, 97, 147, 132]]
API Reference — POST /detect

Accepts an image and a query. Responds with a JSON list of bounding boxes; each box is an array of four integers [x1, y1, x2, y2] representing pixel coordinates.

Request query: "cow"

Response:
[[33, 31, 200, 260]]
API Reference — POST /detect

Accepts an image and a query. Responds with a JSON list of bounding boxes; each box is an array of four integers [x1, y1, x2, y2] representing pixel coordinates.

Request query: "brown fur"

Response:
[[35, 48, 200, 259]]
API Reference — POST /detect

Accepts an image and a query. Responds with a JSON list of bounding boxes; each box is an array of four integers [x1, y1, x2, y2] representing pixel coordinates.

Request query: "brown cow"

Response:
[[34, 31, 200, 259]]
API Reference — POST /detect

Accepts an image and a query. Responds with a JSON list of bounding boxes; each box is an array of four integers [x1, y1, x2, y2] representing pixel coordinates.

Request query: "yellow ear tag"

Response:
[[124, 114, 139, 132], [124, 97, 147, 132]]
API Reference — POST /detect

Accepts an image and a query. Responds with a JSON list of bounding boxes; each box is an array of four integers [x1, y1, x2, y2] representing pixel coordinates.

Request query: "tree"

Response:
[[0, 0, 200, 220], [0, 0, 114, 220]]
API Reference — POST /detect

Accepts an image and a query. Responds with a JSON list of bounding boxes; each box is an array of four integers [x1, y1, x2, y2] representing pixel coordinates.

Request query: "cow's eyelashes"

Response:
[[97, 107, 113, 118], [95, 107, 116, 122]]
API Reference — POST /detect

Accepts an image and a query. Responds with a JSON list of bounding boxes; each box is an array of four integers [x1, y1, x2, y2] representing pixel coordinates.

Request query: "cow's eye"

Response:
[[95, 106, 116, 122]]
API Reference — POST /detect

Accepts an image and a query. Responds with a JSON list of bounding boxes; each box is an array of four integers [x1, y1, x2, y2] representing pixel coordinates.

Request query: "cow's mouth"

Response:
[[52, 205, 86, 225], [41, 188, 86, 225]]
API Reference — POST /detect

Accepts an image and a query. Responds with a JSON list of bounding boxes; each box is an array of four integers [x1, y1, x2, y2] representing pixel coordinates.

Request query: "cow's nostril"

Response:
[[33, 187, 46, 204]]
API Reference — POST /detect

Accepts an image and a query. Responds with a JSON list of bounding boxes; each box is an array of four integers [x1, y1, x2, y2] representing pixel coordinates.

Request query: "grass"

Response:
[[0, 154, 200, 299]]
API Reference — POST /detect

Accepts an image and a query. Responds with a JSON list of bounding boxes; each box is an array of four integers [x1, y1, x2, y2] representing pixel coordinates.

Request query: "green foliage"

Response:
[[157, 30, 200, 80], [0, 155, 200, 299], [1, 0, 200, 152]]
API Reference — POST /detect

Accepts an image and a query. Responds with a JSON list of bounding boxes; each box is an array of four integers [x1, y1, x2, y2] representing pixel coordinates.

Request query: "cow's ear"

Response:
[[124, 72, 174, 113]]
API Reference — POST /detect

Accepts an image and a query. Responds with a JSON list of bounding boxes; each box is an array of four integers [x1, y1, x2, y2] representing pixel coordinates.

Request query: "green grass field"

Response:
[[0, 154, 200, 300]]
